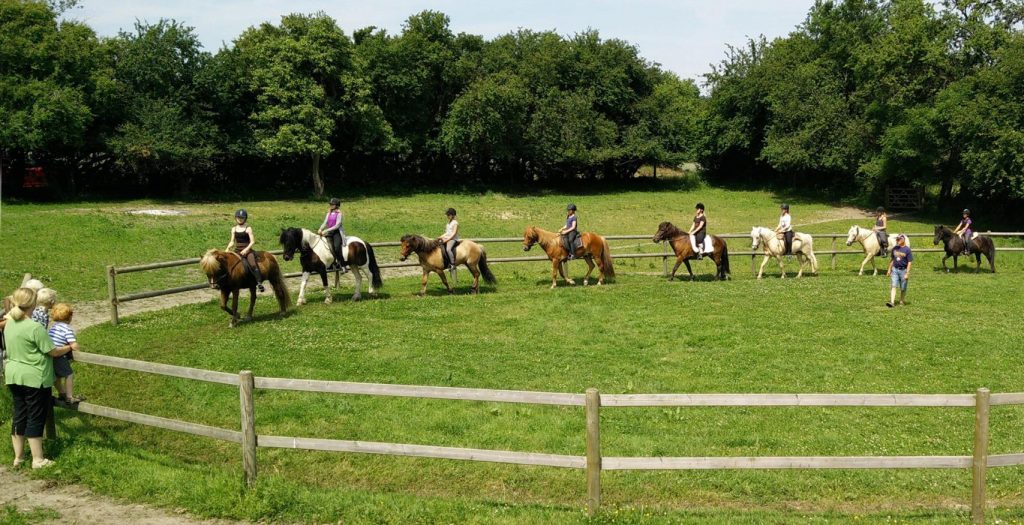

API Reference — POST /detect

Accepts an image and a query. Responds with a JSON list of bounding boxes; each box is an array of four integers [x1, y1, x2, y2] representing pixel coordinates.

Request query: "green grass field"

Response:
[[2, 183, 1024, 523]]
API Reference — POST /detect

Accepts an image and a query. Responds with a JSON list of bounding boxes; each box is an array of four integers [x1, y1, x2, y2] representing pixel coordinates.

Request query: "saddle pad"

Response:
[[689, 235, 715, 254]]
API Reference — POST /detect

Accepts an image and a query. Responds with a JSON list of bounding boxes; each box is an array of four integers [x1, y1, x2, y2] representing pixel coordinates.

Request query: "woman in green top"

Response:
[[4, 287, 72, 469]]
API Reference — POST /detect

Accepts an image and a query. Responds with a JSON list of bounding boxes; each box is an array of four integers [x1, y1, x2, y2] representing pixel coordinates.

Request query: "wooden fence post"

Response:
[[972, 387, 990, 524], [239, 370, 257, 487], [585, 388, 601, 517], [750, 254, 756, 277], [661, 241, 669, 277], [106, 265, 119, 326], [831, 236, 837, 270]]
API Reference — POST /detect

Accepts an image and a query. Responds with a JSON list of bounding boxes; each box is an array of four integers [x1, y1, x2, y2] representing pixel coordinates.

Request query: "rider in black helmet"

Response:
[[559, 204, 579, 260], [688, 203, 708, 260], [953, 208, 973, 255], [227, 209, 264, 292], [873, 206, 889, 257], [775, 203, 794, 255]]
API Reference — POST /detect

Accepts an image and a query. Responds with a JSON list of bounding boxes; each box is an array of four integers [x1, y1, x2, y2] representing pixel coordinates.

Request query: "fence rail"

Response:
[[103, 231, 1024, 325], [58, 350, 1024, 523]]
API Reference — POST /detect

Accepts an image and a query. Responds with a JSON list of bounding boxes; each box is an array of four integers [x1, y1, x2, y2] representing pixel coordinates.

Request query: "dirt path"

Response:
[[0, 467, 241, 525]]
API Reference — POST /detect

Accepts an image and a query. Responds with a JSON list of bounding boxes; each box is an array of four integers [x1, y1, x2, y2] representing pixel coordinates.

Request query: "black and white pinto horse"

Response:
[[279, 227, 382, 304]]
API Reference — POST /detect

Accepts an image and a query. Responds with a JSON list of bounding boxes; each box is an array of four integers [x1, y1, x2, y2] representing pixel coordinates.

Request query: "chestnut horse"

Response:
[[199, 249, 290, 326], [522, 226, 614, 288], [652, 222, 730, 280], [399, 234, 496, 295]]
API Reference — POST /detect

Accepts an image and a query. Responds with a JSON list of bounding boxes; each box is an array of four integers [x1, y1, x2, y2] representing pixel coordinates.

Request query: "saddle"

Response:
[[442, 240, 461, 269]]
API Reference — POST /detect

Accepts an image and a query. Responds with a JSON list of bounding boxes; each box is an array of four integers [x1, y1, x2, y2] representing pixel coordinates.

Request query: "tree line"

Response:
[[1, 0, 1022, 211]]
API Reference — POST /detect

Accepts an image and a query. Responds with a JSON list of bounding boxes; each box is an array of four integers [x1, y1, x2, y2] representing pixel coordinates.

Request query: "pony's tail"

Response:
[[601, 237, 615, 278], [266, 255, 291, 312], [366, 243, 383, 289], [479, 251, 497, 285], [721, 242, 731, 276], [987, 239, 997, 273]]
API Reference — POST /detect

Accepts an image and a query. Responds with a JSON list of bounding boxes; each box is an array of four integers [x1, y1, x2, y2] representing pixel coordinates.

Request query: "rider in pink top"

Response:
[[318, 198, 346, 269]]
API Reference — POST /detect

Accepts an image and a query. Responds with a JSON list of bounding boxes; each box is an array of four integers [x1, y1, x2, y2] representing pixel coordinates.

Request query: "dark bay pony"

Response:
[[652, 222, 731, 280], [399, 234, 496, 295], [279, 227, 382, 304], [933, 225, 996, 273], [522, 226, 614, 288], [199, 249, 290, 327]]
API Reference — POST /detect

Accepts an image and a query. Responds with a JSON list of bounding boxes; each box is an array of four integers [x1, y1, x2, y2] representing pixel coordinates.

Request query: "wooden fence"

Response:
[[103, 231, 1024, 325], [58, 350, 1024, 523]]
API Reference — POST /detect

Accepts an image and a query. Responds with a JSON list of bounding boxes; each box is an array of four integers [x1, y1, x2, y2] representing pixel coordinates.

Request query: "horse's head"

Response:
[[933, 225, 944, 245], [845, 225, 859, 246], [652, 222, 673, 243], [522, 226, 539, 251], [199, 249, 227, 289], [750, 227, 762, 250], [279, 227, 303, 261], [399, 234, 419, 261]]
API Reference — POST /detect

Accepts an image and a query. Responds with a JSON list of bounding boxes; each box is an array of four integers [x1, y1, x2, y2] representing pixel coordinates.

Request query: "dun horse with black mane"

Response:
[[199, 249, 290, 326], [399, 234, 495, 295]]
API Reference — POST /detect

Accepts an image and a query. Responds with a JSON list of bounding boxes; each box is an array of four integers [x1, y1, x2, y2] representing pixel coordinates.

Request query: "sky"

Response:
[[62, 0, 816, 84]]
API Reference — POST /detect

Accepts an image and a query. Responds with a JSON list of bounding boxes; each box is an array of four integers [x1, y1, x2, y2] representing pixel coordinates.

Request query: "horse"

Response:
[[199, 249, 290, 327], [522, 226, 614, 288], [845, 225, 905, 276], [398, 235, 496, 295], [933, 225, 996, 273], [278, 227, 382, 305], [750, 227, 819, 279], [652, 222, 731, 280]]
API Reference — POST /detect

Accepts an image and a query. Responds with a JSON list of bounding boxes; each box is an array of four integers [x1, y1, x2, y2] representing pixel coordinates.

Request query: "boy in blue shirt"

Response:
[[886, 234, 913, 307]]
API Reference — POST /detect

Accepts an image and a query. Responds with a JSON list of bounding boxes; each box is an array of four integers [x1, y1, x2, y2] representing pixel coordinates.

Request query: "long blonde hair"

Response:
[[5, 288, 37, 321]]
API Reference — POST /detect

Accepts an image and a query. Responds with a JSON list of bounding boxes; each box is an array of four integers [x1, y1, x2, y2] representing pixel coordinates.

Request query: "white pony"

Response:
[[278, 227, 382, 305], [750, 227, 819, 279], [845, 225, 906, 276]]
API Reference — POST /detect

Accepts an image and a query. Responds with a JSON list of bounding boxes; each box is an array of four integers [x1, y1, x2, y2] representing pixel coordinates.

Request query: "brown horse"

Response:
[[199, 249, 290, 326], [522, 226, 614, 288], [652, 222, 731, 280], [933, 225, 996, 273], [399, 235, 496, 295]]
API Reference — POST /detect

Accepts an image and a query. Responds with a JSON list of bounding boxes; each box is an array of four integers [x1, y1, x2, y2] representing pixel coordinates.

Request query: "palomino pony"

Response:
[[652, 221, 731, 280], [522, 226, 614, 288], [399, 234, 496, 295], [278, 227, 382, 304], [845, 225, 905, 276], [199, 249, 290, 327], [750, 227, 818, 279], [933, 225, 996, 273]]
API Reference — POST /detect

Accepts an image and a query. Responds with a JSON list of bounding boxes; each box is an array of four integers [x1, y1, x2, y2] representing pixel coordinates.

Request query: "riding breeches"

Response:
[[876, 230, 888, 252], [783, 231, 794, 255], [563, 231, 580, 257], [445, 240, 457, 267], [237, 250, 263, 284], [694, 231, 706, 251], [327, 231, 345, 264]]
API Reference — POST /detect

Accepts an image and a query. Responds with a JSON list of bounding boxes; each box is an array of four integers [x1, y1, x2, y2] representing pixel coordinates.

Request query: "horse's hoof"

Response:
[[242, 316, 253, 322], [418, 292, 426, 297], [324, 296, 332, 304], [568, 280, 576, 286], [550, 284, 557, 289], [229, 320, 237, 328], [370, 292, 379, 298], [352, 295, 362, 301], [471, 288, 479, 295], [297, 298, 306, 306], [583, 280, 589, 286], [597, 281, 603, 286]]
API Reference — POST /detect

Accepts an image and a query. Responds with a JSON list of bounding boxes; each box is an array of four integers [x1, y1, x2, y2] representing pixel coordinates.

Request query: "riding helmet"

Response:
[[567, 203, 577, 211], [235, 209, 248, 220], [695, 202, 705, 211], [876, 206, 885, 213], [329, 198, 341, 207], [963, 208, 970, 215], [780, 203, 790, 211], [445, 207, 457, 216]]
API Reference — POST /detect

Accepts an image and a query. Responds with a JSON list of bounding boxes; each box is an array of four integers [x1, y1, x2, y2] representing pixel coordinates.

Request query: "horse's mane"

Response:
[[657, 221, 684, 239], [199, 249, 224, 276], [401, 234, 440, 253]]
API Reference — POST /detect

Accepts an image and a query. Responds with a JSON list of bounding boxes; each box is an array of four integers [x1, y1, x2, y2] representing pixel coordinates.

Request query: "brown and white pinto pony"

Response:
[[399, 234, 496, 295], [652, 221, 731, 280], [521, 226, 614, 288], [199, 249, 290, 327], [278, 227, 381, 304]]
